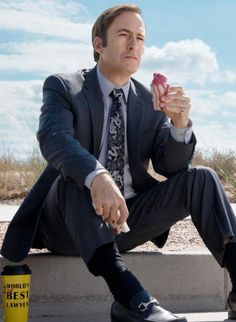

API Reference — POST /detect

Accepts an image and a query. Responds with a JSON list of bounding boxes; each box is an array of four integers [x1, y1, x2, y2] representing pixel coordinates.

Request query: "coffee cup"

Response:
[[1, 265, 31, 322]]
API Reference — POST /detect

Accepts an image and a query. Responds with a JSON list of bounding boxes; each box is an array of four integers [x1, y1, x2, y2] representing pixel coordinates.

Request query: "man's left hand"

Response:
[[159, 86, 191, 128]]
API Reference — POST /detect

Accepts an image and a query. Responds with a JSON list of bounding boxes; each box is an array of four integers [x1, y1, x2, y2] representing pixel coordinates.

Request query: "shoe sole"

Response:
[[111, 311, 141, 322], [110, 314, 136, 322], [229, 311, 236, 319], [111, 315, 188, 322], [110, 316, 133, 322]]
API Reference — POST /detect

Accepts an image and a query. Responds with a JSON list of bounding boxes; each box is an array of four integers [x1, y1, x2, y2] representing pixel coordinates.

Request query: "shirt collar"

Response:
[[96, 65, 130, 102]]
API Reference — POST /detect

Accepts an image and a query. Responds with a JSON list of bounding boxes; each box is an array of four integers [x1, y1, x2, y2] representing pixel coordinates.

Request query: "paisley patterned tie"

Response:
[[106, 88, 125, 194]]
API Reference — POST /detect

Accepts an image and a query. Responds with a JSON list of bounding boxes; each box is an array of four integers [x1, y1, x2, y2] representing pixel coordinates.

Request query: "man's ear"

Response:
[[93, 36, 103, 55]]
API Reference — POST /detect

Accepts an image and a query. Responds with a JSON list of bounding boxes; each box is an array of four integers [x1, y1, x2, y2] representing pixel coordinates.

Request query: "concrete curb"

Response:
[[0, 251, 229, 318]]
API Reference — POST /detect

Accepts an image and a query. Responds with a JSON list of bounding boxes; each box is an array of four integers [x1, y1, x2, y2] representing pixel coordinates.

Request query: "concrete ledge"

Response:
[[0, 251, 228, 318], [1, 203, 235, 222]]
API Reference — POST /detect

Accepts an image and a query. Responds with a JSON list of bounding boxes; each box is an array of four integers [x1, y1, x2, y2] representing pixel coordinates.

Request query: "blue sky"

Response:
[[0, 0, 236, 157]]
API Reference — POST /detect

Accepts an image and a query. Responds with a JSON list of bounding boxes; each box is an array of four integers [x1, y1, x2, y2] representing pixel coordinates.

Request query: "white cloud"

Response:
[[0, 41, 94, 75], [189, 89, 236, 119], [194, 122, 236, 152], [139, 39, 219, 85], [186, 89, 236, 152], [0, 0, 87, 19], [137, 39, 236, 86], [0, 1, 91, 42], [0, 80, 42, 157], [0, 0, 95, 76]]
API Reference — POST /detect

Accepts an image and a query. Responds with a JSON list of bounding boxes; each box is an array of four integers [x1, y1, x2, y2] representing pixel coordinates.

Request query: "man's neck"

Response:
[[98, 63, 131, 87]]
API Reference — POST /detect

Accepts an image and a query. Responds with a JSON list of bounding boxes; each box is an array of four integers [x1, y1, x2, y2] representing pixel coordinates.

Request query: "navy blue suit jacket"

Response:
[[1, 66, 196, 262]]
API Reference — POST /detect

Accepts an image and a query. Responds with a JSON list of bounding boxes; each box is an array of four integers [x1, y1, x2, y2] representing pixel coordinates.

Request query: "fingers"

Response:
[[108, 205, 121, 224], [160, 90, 191, 115], [162, 106, 183, 114], [103, 203, 128, 226], [161, 92, 190, 105], [92, 191, 128, 229], [161, 100, 191, 113], [168, 86, 185, 94], [157, 84, 166, 96], [151, 84, 160, 110], [90, 171, 129, 234], [92, 201, 103, 216], [116, 203, 129, 225]]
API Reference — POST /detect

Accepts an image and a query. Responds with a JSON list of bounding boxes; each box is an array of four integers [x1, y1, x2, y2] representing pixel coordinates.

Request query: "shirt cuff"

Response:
[[85, 161, 108, 189], [170, 119, 193, 144]]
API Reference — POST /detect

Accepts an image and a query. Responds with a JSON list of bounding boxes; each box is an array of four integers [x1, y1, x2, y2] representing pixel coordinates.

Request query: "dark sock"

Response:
[[224, 242, 236, 293], [88, 242, 144, 309]]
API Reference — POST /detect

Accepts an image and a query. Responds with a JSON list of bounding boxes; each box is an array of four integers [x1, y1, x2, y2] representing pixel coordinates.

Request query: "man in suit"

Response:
[[2, 4, 236, 322]]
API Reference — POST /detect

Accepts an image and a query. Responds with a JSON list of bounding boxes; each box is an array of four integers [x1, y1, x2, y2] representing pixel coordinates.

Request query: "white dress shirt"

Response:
[[85, 66, 193, 199]]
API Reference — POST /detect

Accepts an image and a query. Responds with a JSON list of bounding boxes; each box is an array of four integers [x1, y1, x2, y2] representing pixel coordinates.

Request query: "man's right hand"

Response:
[[91, 172, 129, 229]]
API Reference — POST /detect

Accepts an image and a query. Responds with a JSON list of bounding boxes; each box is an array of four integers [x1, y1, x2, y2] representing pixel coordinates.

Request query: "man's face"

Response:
[[95, 11, 145, 79]]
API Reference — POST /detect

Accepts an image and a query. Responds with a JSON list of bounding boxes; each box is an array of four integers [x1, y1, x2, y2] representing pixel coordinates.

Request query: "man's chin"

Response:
[[123, 64, 139, 76]]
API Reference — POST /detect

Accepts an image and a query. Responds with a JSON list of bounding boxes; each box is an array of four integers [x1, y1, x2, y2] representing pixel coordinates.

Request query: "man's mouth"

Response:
[[124, 55, 138, 60]]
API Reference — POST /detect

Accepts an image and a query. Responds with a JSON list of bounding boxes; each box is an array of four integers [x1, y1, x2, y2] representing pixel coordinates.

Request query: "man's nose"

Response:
[[128, 35, 138, 50]]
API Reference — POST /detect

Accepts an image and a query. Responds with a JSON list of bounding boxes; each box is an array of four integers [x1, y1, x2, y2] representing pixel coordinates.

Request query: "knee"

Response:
[[194, 165, 216, 175], [192, 166, 219, 182]]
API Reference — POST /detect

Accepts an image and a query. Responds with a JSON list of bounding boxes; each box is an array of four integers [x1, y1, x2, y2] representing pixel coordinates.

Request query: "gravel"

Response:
[[0, 218, 207, 255]]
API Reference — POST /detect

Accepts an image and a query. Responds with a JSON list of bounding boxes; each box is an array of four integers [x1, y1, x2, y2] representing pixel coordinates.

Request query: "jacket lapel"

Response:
[[83, 67, 104, 158], [127, 81, 157, 191], [82, 69, 145, 161], [127, 80, 144, 163]]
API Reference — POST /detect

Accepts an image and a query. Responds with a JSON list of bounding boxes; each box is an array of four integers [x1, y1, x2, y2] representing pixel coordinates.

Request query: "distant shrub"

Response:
[[0, 147, 235, 202], [0, 148, 46, 201], [193, 149, 236, 202]]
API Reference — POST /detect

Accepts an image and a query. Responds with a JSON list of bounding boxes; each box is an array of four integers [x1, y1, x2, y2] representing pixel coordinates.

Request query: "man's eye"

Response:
[[138, 37, 145, 42]]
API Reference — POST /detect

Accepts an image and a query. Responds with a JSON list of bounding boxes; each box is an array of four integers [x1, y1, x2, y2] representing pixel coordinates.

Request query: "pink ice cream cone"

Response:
[[151, 73, 169, 110]]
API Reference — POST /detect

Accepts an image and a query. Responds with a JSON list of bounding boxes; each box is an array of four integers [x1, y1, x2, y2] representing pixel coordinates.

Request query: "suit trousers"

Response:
[[38, 166, 236, 267]]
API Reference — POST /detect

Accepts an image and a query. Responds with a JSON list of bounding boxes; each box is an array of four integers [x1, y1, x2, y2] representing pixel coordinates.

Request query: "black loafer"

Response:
[[227, 291, 236, 319], [110, 290, 187, 322]]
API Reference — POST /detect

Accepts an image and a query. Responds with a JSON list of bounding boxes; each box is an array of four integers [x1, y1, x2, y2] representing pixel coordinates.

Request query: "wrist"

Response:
[[172, 117, 189, 129], [91, 171, 111, 188]]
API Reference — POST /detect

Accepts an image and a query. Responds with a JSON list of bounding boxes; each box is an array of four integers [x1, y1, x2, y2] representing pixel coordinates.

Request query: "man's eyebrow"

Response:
[[116, 28, 145, 37]]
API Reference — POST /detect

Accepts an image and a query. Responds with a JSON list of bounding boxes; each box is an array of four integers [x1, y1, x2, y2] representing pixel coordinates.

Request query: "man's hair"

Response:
[[92, 4, 142, 62]]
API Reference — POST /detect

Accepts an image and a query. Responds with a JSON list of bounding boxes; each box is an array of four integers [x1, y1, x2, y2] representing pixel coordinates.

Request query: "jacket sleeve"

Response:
[[151, 115, 197, 178], [37, 74, 97, 189]]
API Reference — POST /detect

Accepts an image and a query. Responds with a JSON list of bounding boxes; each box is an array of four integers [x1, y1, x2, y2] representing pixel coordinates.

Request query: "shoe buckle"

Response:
[[138, 299, 157, 312]]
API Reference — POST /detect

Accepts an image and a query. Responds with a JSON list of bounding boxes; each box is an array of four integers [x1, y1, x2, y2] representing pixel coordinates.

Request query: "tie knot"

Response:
[[110, 88, 124, 104]]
